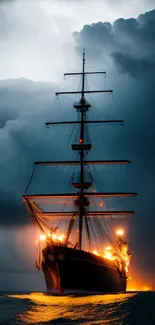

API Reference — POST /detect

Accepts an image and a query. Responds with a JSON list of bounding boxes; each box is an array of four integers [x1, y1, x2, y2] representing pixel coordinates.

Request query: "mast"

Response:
[[48, 49, 114, 250], [79, 49, 85, 250]]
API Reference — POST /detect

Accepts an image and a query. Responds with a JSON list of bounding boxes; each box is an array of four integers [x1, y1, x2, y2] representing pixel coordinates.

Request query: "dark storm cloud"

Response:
[[74, 9, 155, 59], [111, 53, 155, 78], [74, 9, 155, 281], [0, 79, 58, 226]]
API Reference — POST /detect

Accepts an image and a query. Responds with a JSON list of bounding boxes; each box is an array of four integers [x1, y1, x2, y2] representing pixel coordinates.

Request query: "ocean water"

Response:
[[0, 292, 154, 325]]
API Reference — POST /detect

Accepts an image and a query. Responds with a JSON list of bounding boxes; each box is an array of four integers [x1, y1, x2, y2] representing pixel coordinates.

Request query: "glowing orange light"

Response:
[[58, 235, 65, 242], [131, 288, 136, 291], [52, 233, 57, 240], [79, 139, 83, 143], [99, 201, 103, 207], [104, 251, 115, 260], [116, 228, 124, 236], [103, 246, 115, 260], [40, 234, 46, 241], [143, 286, 152, 291], [50, 233, 66, 243], [105, 246, 112, 251], [92, 250, 100, 256]]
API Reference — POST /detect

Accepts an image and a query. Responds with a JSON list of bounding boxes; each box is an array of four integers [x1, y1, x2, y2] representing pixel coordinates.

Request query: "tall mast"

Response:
[[78, 49, 85, 249], [80, 49, 85, 185]]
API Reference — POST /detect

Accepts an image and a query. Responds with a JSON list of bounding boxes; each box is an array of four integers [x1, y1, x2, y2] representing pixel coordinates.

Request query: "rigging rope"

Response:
[[24, 165, 36, 194]]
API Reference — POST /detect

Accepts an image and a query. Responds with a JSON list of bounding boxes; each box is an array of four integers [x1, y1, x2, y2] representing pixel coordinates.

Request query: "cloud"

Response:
[[74, 9, 155, 57], [111, 53, 155, 78], [0, 79, 54, 223]]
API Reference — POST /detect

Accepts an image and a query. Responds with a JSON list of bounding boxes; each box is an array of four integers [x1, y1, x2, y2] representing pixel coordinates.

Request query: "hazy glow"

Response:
[[105, 246, 112, 250], [52, 234, 57, 240], [92, 250, 99, 256], [40, 234, 46, 241], [58, 235, 65, 242], [116, 229, 124, 237], [127, 281, 152, 291], [39, 232, 66, 243], [104, 250, 115, 260]]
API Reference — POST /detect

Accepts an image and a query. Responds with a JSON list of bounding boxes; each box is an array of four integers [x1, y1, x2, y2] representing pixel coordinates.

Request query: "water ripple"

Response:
[[7, 292, 137, 324]]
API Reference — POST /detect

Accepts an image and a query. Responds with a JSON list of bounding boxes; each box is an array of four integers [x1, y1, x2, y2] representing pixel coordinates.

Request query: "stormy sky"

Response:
[[0, 0, 155, 290]]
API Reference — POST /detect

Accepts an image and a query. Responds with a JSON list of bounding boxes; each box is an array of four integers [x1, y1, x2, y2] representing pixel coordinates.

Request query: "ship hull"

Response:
[[42, 244, 126, 294]]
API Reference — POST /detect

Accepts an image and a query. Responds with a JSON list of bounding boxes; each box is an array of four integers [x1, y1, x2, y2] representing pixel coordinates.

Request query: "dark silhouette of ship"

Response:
[[23, 50, 136, 294]]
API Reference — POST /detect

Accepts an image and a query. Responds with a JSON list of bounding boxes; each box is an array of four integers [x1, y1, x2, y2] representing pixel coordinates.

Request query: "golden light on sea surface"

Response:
[[9, 292, 137, 324], [116, 228, 124, 236]]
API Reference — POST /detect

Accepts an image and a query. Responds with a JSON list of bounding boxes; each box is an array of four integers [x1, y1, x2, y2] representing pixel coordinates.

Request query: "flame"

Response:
[[104, 251, 115, 260], [103, 246, 116, 260], [116, 228, 124, 236], [99, 201, 104, 207], [51, 233, 65, 242], [143, 286, 152, 291], [58, 235, 65, 242], [40, 234, 46, 241], [131, 288, 136, 291], [102, 242, 131, 273], [39, 232, 65, 243], [127, 279, 152, 292], [52, 233, 57, 240], [92, 250, 100, 256]]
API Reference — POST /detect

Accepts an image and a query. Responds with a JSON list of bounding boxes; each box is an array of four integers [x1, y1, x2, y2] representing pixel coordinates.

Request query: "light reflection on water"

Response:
[[8, 292, 136, 324]]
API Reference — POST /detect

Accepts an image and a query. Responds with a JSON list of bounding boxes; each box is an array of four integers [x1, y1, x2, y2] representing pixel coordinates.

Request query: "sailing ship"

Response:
[[23, 50, 136, 294]]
